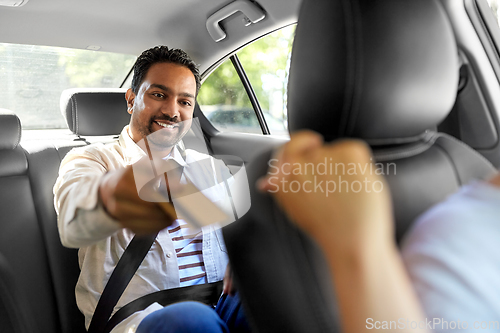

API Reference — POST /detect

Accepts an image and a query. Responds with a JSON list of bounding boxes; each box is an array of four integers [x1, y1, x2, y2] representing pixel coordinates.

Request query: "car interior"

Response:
[[1, 0, 500, 332]]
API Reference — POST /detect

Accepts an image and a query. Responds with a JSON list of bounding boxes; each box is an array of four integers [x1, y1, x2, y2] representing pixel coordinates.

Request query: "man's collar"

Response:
[[119, 126, 145, 165], [165, 144, 188, 167]]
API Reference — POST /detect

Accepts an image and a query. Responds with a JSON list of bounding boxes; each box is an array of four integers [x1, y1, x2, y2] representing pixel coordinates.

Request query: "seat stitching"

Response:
[[338, 0, 355, 137], [75, 95, 79, 135], [372, 132, 438, 162], [433, 143, 464, 186], [435, 132, 495, 170], [15, 114, 21, 148], [345, 0, 364, 136], [70, 96, 75, 133]]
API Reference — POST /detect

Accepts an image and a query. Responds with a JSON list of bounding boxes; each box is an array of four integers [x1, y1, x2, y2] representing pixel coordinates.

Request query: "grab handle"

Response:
[[206, 0, 266, 42]]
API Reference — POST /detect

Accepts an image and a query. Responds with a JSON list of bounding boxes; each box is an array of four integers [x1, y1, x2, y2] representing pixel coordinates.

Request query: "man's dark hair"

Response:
[[131, 45, 201, 95]]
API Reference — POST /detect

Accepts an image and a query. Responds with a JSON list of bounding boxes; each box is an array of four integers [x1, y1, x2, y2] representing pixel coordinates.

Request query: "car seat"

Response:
[[223, 0, 497, 332], [0, 252, 33, 333], [0, 109, 70, 333]]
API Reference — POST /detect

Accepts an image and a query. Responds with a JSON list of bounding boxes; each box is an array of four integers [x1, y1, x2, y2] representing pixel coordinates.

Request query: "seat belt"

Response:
[[88, 145, 224, 333], [88, 229, 223, 333], [104, 281, 223, 333], [87, 232, 158, 333]]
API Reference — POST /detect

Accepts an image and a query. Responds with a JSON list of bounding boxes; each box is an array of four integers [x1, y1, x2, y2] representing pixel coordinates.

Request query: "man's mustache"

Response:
[[154, 116, 179, 123]]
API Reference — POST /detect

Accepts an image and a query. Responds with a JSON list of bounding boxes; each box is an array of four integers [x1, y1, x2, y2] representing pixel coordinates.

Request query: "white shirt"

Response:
[[402, 181, 500, 332], [54, 126, 231, 332]]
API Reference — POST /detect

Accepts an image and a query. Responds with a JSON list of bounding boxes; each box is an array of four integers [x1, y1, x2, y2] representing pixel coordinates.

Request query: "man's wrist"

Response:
[[321, 235, 395, 273]]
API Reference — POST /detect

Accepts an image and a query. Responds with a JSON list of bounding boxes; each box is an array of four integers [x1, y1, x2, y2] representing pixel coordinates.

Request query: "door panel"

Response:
[[210, 132, 288, 166]]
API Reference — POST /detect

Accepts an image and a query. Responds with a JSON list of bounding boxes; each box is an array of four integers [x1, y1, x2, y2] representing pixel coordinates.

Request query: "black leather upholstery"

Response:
[[0, 109, 22, 150], [378, 133, 496, 240], [225, 149, 339, 333], [24, 141, 86, 333], [0, 113, 60, 333], [0, 111, 87, 333], [0, 253, 33, 333], [287, 0, 458, 143], [223, 0, 497, 332], [60, 88, 130, 136], [0, 148, 28, 177]]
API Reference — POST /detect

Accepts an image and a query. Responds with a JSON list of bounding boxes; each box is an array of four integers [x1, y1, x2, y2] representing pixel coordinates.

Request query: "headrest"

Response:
[[0, 109, 21, 150], [287, 0, 458, 144], [60, 88, 131, 136]]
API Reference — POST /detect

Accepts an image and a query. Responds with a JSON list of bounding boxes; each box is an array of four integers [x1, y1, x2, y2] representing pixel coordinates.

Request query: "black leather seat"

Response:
[[60, 88, 130, 137], [0, 110, 68, 333], [0, 91, 131, 332], [223, 0, 497, 332], [0, 252, 33, 333]]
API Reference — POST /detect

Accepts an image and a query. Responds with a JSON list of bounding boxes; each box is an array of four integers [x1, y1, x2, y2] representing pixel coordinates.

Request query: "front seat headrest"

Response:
[[60, 88, 130, 136], [0, 109, 21, 150], [287, 0, 458, 144]]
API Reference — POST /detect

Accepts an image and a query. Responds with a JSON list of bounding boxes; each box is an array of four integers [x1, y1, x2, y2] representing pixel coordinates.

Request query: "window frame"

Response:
[[470, 0, 500, 80], [230, 54, 271, 135], [198, 25, 295, 137]]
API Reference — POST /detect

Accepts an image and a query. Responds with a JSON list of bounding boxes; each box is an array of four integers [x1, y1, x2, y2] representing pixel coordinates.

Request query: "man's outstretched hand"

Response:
[[99, 164, 178, 235]]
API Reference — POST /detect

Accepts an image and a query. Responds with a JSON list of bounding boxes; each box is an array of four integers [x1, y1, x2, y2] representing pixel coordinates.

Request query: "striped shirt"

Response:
[[167, 219, 207, 286], [157, 152, 207, 286]]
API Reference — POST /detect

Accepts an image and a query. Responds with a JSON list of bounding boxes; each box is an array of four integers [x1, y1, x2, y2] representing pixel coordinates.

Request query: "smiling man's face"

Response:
[[126, 62, 197, 150]]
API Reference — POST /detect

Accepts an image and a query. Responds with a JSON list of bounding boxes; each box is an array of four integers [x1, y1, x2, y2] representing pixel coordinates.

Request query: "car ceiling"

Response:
[[0, 0, 301, 73]]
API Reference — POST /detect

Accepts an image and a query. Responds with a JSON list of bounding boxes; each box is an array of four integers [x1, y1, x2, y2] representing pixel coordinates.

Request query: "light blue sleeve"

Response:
[[401, 182, 500, 332]]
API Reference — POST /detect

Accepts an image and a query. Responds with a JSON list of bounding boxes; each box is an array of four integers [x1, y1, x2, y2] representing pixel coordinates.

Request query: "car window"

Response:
[[488, 0, 500, 23], [198, 59, 260, 134], [198, 25, 295, 136], [0, 43, 136, 129]]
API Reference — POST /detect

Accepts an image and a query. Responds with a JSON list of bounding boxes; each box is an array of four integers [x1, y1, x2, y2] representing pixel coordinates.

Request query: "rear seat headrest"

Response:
[[60, 88, 131, 136], [0, 109, 21, 150]]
